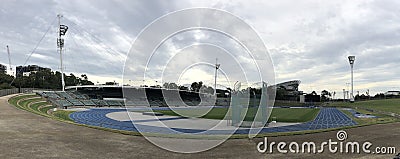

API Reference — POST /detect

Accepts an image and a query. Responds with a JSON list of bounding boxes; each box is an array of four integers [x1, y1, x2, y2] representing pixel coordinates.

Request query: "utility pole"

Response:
[[214, 58, 220, 95], [57, 14, 68, 91]]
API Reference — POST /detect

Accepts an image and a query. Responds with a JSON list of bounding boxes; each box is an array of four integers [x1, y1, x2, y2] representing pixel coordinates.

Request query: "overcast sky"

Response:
[[0, 0, 399, 97]]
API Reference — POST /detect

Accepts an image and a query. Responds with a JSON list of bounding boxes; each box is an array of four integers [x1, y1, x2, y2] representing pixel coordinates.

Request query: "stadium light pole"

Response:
[[57, 14, 68, 91], [343, 89, 346, 102], [348, 56, 355, 103], [345, 82, 350, 100], [214, 58, 220, 95]]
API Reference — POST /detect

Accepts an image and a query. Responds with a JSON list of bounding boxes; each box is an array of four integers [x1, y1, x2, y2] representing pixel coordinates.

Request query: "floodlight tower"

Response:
[[57, 14, 68, 91], [6, 45, 12, 76], [214, 58, 220, 95], [348, 56, 355, 103]]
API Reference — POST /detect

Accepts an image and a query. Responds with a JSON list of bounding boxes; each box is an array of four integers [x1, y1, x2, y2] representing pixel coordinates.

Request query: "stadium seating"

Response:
[[38, 91, 119, 108], [53, 99, 73, 107], [39, 87, 219, 108], [67, 99, 85, 106], [42, 92, 61, 99], [105, 100, 123, 107], [81, 100, 96, 106], [56, 91, 73, 99], [92, 99, 109, 107]]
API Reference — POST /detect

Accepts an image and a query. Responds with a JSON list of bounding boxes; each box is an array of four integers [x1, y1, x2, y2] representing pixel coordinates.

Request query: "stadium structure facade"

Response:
[[275, 80, 303, 101], [385, 91, 400, 96]]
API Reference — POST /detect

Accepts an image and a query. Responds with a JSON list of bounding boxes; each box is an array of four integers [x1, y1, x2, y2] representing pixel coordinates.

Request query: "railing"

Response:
[[0, 88, 51, 97]]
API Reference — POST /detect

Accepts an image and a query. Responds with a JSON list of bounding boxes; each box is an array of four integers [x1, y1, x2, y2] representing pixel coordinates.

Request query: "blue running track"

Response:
[[69, 107, 357, 135]]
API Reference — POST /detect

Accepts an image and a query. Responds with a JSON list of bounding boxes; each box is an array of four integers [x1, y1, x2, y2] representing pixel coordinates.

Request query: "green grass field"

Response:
[[8, 94, 142, 136], [8, 94, 74, 121], [330, 98, 400, 114], [341, 108, 397, 125], [155, 107, 320, 123]]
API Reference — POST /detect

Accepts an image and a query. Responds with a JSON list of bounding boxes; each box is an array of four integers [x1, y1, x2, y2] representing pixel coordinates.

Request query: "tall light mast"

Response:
[[214, 58, 220, 95], [57, 14, 68, 91], [6, 45, 12, 76], [348, 56, 355, 103]]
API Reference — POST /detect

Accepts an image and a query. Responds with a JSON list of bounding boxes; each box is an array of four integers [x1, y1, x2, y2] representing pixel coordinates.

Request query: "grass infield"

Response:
[[330, 98, 400, 114], [155, 107, 320, 123]]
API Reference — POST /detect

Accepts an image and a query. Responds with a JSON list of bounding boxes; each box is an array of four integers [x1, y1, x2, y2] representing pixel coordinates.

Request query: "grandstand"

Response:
[[37, 85, 216, 108], [37, 90, 124, 108], [275, 80, 303, 101]]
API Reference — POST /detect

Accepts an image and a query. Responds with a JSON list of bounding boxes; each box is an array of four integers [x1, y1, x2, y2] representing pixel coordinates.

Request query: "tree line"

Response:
[[0, 70, 93, 90], [161, 81, 215, 95]]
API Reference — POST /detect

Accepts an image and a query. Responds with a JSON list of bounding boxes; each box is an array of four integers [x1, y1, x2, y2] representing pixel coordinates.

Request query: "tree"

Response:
[[198, 81, 203, 91], [190, 81, 204, 92], [168, 83, 178, 89], [163, 82, 169, 88], [0, 83, 13, 89], [374, 93, 385, 99], [163, 82, 178, 89], [81, 74, 88, 80], [178, 85, 188, 91], [321, 90, 331, 101], [190, 82, 198, 92], [0, 72, 14, 89], [6, 70, 94, 90], [206, 86, 214, 94], [105, 81, 116, 85]]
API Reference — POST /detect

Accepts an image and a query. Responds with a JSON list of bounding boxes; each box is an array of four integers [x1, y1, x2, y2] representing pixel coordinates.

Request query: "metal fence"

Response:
[[0, 88, 37, 97]]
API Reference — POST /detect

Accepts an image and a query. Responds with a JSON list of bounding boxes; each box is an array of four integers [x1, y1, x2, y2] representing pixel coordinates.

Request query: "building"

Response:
[[16, 65, 51, 77], [0, 64, 6, 74], [385, 91, 400, 96], [275, 80, 303, 101]]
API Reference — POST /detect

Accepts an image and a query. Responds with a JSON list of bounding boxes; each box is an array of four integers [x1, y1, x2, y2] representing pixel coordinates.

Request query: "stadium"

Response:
[[0, 8, 379, 138], [0, 2, 399, 158], [14, 83, 357, 135]]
